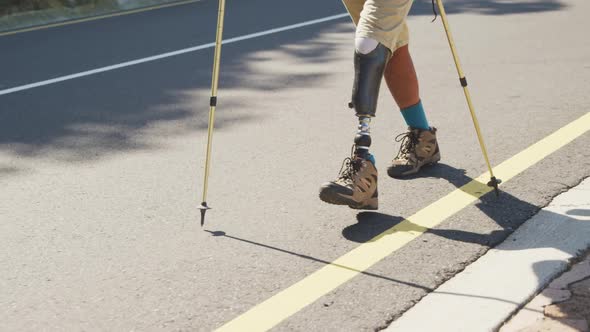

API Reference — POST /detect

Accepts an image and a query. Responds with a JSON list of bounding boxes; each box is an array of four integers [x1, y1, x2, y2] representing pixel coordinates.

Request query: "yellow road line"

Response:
[[216, 112, 590, 332], [0, 0, 200, 37]]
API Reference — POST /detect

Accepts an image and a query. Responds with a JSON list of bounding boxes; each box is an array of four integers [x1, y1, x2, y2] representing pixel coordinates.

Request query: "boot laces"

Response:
[[395, 131, 419, 160], [337, 157, 361, 184]]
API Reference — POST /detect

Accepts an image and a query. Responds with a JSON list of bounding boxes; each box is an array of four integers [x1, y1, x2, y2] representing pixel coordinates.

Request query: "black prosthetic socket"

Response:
[[348, 43, 392, 117], [354, 117, 372, 159]]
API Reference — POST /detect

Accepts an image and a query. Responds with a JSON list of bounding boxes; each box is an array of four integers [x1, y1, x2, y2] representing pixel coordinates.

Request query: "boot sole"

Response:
[[348, 196, 378, 210], [319, 190, 378, 210], [387, 154, 441, 179]]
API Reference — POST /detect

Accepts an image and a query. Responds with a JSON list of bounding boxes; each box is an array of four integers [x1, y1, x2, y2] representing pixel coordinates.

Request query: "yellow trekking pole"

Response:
[[199, 0, 226, 226], [435, 0, 501, 196]]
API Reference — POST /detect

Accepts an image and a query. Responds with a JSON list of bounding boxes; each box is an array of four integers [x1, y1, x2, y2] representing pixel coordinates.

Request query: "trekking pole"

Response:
[[199, 0, 226, 226], [435, 0, 501, 196]]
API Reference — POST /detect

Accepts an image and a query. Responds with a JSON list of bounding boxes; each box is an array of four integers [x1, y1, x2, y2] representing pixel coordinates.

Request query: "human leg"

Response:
[[319, 0, 413, 209], [384, 45, 440, 178], [384, 45, 419, 110]]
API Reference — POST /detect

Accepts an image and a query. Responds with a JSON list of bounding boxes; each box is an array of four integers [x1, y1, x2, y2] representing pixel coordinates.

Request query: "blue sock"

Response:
[[400, 100, 430, 130]]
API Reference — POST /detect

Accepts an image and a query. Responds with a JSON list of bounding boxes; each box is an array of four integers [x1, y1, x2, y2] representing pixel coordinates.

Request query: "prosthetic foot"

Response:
[[319, 155, 378, 210]]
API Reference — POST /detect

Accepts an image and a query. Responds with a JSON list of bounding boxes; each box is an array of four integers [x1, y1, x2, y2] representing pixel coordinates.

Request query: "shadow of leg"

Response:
[[342, 212, 405, 243]]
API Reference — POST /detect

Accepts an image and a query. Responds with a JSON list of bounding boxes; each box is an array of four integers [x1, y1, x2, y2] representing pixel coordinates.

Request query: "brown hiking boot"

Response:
[[319, 156, 378, 210], [387, 127, 441, 178]]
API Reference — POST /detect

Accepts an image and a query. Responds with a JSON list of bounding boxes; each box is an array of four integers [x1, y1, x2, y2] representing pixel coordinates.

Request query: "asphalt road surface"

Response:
[[1, 0, 589, 330]]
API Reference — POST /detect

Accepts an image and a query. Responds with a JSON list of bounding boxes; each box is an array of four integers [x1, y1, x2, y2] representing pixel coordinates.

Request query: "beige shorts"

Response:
[[342, 0, 413, 52]]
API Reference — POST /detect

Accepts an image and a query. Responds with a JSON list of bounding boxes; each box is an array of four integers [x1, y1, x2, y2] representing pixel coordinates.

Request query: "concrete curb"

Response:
[[500, 253, 590, 332], [385, 177, 590, 332]]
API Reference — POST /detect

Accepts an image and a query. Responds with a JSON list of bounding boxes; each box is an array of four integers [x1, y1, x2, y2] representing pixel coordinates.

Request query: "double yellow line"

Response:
[[217, 112, 590, 331], [0, 0, 201, 37]]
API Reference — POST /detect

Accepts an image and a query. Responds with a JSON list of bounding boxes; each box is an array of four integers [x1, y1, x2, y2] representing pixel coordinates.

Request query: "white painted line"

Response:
[[0, 13, 349, 96], [0, 0, 203, 37], [386, 177, 590, 332]]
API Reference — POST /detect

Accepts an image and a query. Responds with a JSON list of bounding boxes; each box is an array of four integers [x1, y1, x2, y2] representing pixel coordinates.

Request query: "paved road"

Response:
[[1, 0, 589, 330]]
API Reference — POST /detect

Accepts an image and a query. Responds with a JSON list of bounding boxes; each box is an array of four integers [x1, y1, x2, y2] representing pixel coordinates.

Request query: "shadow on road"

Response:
[[410, 0, 566, 16], [202, 163, 588, 330], [568, 209, 590, 217], [344, 163, 535, 246], [203, 229, 432, 291], [342, 163, 589, 330], [343, 163, 572, 248], [203, 226, 578, 312], [0, 0, 568, 169], [0, 0, 348, 165]]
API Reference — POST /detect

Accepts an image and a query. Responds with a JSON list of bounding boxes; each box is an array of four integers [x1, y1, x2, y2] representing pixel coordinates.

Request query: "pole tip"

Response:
[[487, 177, 502, 197], [198, 202, 211, 227]]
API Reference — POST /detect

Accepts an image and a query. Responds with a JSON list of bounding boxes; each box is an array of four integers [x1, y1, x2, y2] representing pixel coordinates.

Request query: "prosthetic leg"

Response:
[[319, 42, 391, 210], [350, 42, 390, 157]]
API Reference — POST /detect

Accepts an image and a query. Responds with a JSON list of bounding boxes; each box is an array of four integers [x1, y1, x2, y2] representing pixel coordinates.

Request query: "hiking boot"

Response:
[[387, 127, 440, 178], [319, 156, 378, 210]]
